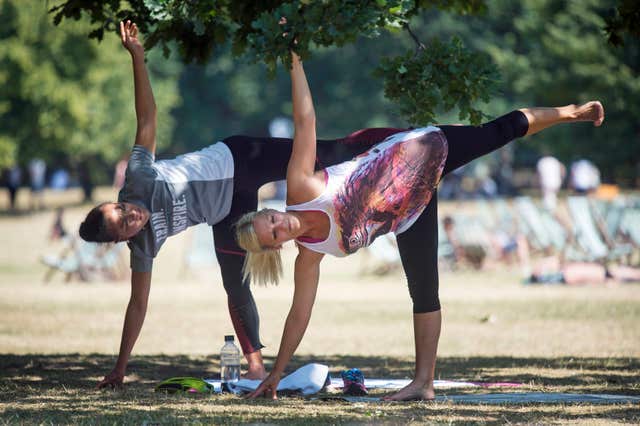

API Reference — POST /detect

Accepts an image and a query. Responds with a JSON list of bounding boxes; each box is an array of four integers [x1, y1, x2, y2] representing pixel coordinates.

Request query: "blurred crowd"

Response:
[[1, 154, 130, 214], [3, 150, 639, 286], [356, 154, 640, 285]]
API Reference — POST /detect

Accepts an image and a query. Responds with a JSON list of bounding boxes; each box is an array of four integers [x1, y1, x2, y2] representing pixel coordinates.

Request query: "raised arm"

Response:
[[120, 20, 157, 155], [286, 52, 317, 198], [248, 247, 324, 399]]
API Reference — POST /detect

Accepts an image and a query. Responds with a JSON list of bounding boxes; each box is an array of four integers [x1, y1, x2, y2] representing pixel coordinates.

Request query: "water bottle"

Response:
[[220, 335, 241, 392]]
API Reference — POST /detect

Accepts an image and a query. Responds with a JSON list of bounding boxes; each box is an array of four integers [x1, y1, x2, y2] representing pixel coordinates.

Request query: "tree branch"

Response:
[[404, 23, 425, 52]]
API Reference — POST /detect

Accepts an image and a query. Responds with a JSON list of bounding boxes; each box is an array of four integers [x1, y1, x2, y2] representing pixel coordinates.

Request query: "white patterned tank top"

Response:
[[286, 126, 448, 257]]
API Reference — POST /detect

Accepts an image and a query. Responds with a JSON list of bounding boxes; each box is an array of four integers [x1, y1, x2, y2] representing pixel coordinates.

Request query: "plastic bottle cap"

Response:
[[224, 335, 235, 342]]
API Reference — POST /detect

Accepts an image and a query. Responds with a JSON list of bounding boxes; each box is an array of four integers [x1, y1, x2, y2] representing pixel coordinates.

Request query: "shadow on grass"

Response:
[[1, 354, 639, 424]]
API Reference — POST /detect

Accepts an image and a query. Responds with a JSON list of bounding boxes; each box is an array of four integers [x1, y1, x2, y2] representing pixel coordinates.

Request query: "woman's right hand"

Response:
[[120, 20, 144, 57], [97, 369, 125, 389], [247, 372, 281, 399]]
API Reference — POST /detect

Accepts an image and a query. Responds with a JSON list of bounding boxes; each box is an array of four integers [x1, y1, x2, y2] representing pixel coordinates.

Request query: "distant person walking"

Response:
[[28, 158, 47, 211], [5, 165, 22, 212], [537, 155, 565, 211], [570, 159, 600, 194], [50, 207, 68, 241]]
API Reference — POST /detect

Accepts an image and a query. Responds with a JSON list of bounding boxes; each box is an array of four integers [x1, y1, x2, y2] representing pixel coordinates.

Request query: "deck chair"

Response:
[[94, 242, 128, 280], [476, 199, 498, 230], [493, 199, 518, 232], [359, 233, 401, 276], [42, 237, 126, 282], [42, 237, 88, 282], [449, 213, 493, 267], [513, 196, 590, 262], [620, 206, 640, 248], [566, 196, 633, 262], [592, 198, 627, 245], [437, 218, 454, 258], [181, 223, 218, 278], [514, 197, 556, 253]]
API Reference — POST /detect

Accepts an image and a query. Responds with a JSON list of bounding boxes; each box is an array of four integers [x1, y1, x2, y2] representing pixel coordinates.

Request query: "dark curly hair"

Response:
[[79, 203, 116, 242]]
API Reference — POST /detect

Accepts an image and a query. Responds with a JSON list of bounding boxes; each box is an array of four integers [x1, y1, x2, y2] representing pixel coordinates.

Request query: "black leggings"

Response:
[[213, 110, 528, 354], [398, 110, 529, 313]]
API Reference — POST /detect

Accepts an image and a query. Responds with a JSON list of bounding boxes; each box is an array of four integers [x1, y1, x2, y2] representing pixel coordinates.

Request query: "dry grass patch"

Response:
[[1, 194, 639, 423]]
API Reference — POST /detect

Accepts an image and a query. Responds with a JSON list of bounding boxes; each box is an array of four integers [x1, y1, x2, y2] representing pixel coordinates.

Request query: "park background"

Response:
[[1, 0, 639, 424]]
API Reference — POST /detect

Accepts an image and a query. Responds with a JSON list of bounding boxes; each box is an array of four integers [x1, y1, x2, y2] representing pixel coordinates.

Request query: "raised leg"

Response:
[[520, 101, 604, 136], [440, 102, 604, 178]]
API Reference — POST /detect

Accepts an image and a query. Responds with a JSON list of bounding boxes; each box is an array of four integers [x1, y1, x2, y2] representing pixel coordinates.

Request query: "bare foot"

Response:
[[381, 380, 435, 401], [243, 366, 267, 380], [574, 101, 605, 127], [244, 350, 267, 380]]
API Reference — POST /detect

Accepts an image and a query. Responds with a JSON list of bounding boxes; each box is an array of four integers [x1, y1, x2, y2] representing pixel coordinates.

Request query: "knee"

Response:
[[494, 111, 529, 141], [408, 279, 440, 313], [413, 299, 441, 314]]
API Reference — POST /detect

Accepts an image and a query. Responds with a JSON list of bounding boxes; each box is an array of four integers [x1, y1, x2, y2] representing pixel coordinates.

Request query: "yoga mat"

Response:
[[315, 393, 640, 405], [206, 363, 523, 394], [328, 378, 521, 390]]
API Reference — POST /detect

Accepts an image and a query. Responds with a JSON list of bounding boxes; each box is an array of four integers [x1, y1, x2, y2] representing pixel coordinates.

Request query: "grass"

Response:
[[1, 188, 639, 424]]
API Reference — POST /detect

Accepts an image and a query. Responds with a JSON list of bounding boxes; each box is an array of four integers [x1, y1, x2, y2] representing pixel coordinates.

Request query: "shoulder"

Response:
[[287, 170, 326, 205], [296, 244, 324, 263]]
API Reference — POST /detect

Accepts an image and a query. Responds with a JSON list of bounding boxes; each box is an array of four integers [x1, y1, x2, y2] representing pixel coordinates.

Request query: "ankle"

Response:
[[412, 377, 434, 391], [247, 362, 265, 373]]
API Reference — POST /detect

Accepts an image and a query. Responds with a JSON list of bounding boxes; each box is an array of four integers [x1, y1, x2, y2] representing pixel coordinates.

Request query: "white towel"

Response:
[[205, 363, 329, 395]]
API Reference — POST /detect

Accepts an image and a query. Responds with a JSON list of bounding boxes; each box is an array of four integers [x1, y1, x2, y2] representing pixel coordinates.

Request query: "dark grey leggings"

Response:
[[215, 129, 403, 354]]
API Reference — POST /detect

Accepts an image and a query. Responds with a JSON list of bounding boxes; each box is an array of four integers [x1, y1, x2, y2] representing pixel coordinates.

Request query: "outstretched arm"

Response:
[[97, 271, 151, 388], [248, 247, 324, 399], [120, 20, 157, 155], [286, 52, 318, 198]]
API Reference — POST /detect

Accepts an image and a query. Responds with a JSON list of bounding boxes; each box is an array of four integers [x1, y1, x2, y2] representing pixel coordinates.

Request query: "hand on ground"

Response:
[[246, 373, 280, 399], [97, 369, 125, 389]]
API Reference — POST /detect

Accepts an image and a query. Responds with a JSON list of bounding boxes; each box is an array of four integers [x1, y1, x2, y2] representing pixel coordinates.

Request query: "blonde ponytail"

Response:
[[235, 210, 283, 286]]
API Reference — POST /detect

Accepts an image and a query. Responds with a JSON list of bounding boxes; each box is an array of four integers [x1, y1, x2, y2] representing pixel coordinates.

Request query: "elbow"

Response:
[[130, 297, 148, 313], [138, 111, 157, 130], [294, 111, 316, 130], [288, 308, 311, 327], [289, 303, 313, 327]]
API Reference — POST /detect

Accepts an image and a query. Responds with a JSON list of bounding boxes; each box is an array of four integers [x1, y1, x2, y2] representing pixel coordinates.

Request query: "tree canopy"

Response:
[[413, 0, 639, 183], [50, 0, 496, 126], [0, 0, 637, 186], [0, 0, 178, 173]]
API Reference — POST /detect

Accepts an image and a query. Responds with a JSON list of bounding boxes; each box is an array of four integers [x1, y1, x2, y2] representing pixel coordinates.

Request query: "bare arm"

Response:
[[120, 20, 157, 155], [248, 247, 324, 399], [286, 52, 318, 199], [97, 270, 151, 388]]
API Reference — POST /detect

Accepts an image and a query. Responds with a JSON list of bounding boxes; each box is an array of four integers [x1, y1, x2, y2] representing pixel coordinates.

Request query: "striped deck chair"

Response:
[[514, 196, 556, 253], [620, 206, 640, 248], [566, 196, 633, 262]]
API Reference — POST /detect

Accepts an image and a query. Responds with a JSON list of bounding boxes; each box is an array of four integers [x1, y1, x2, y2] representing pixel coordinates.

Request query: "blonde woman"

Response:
[[237, 51, 604, 400]]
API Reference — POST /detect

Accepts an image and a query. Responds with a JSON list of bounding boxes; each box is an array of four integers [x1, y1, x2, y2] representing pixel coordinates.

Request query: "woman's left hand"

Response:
[[247, 372, 281, 399]]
